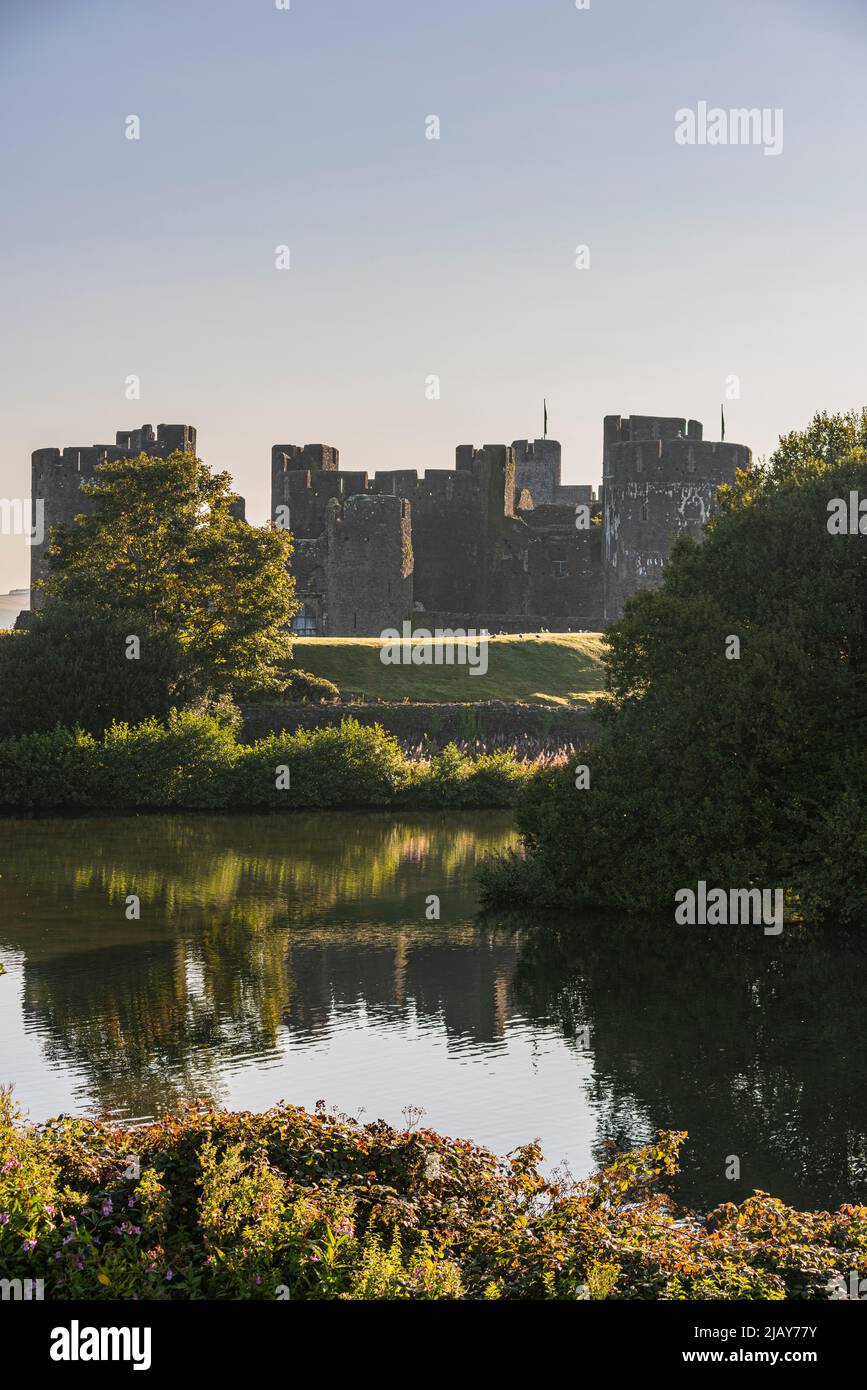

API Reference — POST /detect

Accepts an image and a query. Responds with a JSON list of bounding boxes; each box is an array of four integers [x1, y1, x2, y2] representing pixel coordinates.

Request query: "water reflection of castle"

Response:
[[281, 931, 519, 1044]]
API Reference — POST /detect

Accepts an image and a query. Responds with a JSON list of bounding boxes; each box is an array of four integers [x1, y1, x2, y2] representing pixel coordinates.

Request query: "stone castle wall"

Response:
[[240, 701, 601, 750], [323, 493, 413, 636], [30, 413, 750, 633]]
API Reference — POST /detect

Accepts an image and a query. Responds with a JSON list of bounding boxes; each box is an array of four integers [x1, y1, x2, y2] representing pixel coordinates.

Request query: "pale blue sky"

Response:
[[1, 0, 865, 589]]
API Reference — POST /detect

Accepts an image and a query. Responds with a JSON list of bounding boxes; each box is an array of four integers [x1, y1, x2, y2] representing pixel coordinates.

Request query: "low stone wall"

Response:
[[419, 612, 605, 633], [239, 701, 601, 750]]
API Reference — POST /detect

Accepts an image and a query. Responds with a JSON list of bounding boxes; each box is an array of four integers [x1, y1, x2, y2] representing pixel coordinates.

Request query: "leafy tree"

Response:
[[39, 450, 297, 696], [0, 602, 205, 737], [481, 410, 867, 926]]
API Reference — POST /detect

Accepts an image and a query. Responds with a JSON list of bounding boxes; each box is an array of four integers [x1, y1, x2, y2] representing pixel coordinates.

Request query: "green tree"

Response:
[[39, 451, 297, 696], [0, 602, 204, 737], [481, 410, 867, 926]]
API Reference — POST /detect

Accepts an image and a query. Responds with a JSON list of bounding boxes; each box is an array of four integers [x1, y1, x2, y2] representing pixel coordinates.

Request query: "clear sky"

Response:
[[1, 0, 865, 590]]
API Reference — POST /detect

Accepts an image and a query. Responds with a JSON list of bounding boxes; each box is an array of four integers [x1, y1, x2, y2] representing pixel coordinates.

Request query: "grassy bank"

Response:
[[292, 632, 606, 705], [0, 711, 543, 813], [1, 1091, 860, 1300]]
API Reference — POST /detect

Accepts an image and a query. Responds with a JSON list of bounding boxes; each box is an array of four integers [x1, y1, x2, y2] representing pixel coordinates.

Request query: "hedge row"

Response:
[[0, 711, 536, 813]]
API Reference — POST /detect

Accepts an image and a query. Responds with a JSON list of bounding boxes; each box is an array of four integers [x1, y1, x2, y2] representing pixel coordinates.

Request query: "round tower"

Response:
[[602, 414, 751, 622]]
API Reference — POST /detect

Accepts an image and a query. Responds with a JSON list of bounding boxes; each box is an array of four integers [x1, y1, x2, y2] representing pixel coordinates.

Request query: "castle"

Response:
[[29, 415, 751, 632]]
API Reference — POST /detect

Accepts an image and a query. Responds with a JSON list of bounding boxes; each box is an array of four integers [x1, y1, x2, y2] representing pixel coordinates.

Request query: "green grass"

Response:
[[291, 632, 606, 705]]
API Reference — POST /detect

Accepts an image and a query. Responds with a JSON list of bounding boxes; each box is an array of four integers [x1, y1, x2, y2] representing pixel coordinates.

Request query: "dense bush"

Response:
[[0, 604, 204, 738], [404, 745, 530, 808], [0, 712, 538, 812], [2, 1091, 863, 1300], [233, 722, 411, 808], [481, 411, 867, 926], [282, 669, 341, 704]]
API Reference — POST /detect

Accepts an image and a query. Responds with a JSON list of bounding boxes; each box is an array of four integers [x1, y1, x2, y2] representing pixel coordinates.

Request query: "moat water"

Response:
[[1, 811, 864, 1212]]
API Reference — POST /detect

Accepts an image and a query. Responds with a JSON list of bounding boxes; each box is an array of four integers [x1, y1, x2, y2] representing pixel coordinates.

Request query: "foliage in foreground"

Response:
[[0, 712, 536, 812], [2, 1092, 864, 1301], [481, 410, 867, 926]]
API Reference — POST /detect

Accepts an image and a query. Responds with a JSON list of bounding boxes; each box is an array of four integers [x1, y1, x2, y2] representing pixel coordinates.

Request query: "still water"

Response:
[[1, 812, 865, 1212]]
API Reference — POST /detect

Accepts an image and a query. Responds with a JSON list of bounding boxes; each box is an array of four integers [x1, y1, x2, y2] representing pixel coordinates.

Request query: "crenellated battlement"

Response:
[[268, 418, 748, 632], [511, 437, 587, 509], [27, 410, 752, 635], [513, 438, 561, 463], [604, 415, 703, 449], [271, 444, 339, 511], [605, 436, 751, 485]]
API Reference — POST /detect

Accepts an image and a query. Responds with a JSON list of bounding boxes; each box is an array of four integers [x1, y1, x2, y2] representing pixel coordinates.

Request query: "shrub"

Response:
[[89, 709, 241, 811], [2, 1092, 864, 1301], [232, 720, 411, 808], [0, 727, 95, 812], [282, 669, 341, 704], [404, 743, 472, 806]]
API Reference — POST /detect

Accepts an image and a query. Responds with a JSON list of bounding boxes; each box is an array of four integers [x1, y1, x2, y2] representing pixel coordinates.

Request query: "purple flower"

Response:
[[165, 1268, 173, 1282], [0, 1213, 9, 1225], [22, 1238, 36, 1252], [101, 1199, 113, 1216]]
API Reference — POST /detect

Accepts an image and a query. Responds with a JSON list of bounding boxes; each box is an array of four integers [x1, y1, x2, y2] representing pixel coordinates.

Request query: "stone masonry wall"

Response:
[[323, 493, 413, 636], [240, 701, 601, 750]]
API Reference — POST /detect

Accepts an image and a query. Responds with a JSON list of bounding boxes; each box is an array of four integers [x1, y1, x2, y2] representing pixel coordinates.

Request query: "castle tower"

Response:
[[322, 493, 413, 636], [30, 424, 200, 607], [602, 414, 751, 621], [271, 444, 342, 540], [512, 438, 562, 507]]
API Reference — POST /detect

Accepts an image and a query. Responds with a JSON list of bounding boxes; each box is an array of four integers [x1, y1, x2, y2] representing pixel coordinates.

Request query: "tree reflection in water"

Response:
[[1, 812, 864, 1212]]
